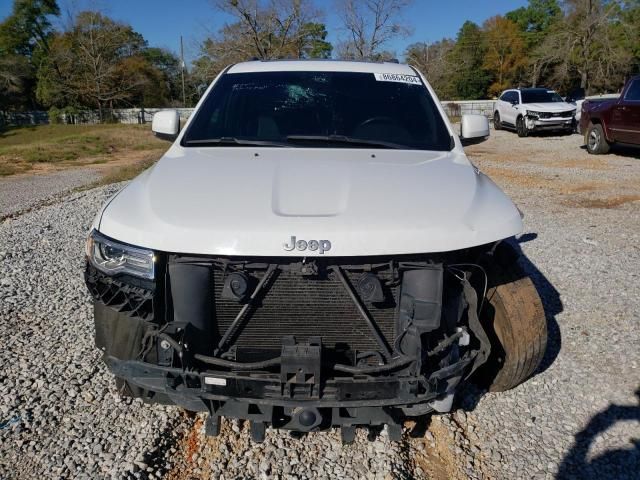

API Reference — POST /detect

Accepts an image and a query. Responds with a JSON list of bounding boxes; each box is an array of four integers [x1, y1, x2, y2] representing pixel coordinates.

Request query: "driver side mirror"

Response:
[[460, 114, 490, 146], [152, 110, 180, 141]]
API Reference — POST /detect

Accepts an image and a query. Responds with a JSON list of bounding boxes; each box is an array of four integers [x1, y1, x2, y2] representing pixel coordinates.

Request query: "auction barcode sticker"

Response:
[[374, 73, 421, 85]]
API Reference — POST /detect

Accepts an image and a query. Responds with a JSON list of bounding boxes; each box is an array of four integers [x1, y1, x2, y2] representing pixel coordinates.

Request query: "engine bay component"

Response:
[[221, 271, 252, 302]]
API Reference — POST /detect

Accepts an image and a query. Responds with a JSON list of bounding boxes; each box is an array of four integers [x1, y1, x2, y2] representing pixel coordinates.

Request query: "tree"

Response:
[[0, 0, 60, 109], [294, 22, 332, 59], [482, 16, 527, 96], [446, 21, 491, 99], [213, 0, 325, 59], [335, 0, 412, 60], [405, 39, 455, 98], [506, 0, 563, 85], [192, 0, 332, 88], [506, 0, 563, 45], [534, 0, 635, 93], [142, 47, 184, 105], [36, 11, 164, 117]]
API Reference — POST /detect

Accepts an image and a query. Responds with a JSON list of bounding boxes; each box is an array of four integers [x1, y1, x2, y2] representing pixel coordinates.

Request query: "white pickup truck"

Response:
[[84, 60, 546, 442]]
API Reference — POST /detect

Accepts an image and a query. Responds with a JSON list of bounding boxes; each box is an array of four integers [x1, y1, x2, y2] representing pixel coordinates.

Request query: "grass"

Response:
[[94, 156, 159, 186], [0, 124, 167, 177]]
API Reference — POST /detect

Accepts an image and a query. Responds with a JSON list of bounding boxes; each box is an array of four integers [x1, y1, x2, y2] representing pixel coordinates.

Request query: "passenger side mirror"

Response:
[[460, 114, 490, 146], [152, 110, 180, 141]]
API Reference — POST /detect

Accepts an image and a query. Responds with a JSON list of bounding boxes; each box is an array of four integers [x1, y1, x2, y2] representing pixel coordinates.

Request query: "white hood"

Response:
[[524, 102, 575, 112], [97, 146, 523, 257]]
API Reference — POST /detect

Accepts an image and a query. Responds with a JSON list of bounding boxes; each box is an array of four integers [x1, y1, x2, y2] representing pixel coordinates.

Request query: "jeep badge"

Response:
[[283, 236, 331, 254]]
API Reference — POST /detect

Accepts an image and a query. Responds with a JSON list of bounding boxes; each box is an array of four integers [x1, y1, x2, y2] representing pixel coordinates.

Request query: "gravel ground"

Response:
[[0, 168, 100, 219], [0, 130, 638, 479]]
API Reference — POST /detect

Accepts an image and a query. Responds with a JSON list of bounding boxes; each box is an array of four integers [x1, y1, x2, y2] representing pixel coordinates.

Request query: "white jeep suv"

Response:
[[84, 60, 546, 442], [494, 88, 576, 137]]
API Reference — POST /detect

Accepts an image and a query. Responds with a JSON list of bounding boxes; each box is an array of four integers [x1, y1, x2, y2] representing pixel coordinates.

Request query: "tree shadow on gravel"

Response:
[[556, 388, 640, 480]]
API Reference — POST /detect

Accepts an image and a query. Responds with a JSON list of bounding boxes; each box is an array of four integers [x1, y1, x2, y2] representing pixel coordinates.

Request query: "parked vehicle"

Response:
[[565, 88, 585, 132], [581, 75, 640, 154], [84, 60, 547, 442], [493, 88, 576, 137]]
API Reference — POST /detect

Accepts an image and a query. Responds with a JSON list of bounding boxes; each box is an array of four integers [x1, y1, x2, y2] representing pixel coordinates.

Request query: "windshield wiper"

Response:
[[183, 137, 290, 147], [286, 135, 408, 149]]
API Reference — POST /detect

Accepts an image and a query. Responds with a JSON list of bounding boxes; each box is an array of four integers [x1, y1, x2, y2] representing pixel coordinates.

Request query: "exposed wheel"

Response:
[[516, 116, 529, 137], [585, 123, 610, 154], [479, 245, 547, 392], [493, 111, 502, 130]]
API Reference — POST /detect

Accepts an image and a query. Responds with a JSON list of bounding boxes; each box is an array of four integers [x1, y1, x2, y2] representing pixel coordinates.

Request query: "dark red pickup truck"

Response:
[[581, 75, 640, 154]]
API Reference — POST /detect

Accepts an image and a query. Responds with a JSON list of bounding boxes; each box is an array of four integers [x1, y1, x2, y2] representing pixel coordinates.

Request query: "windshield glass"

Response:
[[183, 71, 452, 150], [521, 90, 564, 103]]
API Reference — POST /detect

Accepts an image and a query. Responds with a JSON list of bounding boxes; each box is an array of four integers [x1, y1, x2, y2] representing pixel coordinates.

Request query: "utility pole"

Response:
[[180, 35, 186, 107]]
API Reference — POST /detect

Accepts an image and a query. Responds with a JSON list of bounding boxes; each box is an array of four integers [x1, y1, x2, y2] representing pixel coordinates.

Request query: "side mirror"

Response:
[[460, 114, 490, 146], [152, 110, 180, 141]]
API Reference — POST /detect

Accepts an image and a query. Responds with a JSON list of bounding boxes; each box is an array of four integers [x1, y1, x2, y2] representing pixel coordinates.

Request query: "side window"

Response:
[[500, 92, 509, 101], [504, 92, 518, 104], [624, 80, 640, 101], [514, 92, 521, 104]]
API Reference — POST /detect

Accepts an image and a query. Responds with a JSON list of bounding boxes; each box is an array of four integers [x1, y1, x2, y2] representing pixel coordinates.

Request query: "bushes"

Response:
[[48, 106, 82, 124]]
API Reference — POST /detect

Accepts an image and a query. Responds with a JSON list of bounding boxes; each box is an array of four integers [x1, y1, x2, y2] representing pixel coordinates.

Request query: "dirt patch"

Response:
[[405, 421, 458, 480], [564, 194, 640, 209], [546, 157, 611, 170], [481, 165, 554, 191]]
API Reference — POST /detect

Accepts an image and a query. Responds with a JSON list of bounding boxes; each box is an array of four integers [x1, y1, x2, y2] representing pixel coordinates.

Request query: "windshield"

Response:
[[521, 90, 564, 103], [182, 71, 452, 150]]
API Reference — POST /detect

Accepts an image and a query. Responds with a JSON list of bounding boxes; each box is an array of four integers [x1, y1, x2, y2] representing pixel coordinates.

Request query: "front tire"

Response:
[[585, 123, 610, 154], [516, 116, 529, 137], [493, 111, 502, 130], [480, 247, 548, 392]]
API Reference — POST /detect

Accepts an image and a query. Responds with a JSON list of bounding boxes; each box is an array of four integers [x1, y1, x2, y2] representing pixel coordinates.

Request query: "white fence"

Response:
[[1, 101, 496, 127], [440, 100, 496, 119]]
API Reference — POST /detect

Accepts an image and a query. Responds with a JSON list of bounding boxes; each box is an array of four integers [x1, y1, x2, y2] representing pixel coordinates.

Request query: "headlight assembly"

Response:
[[85, 230, 155, 279], [526, 110, 541, 118]]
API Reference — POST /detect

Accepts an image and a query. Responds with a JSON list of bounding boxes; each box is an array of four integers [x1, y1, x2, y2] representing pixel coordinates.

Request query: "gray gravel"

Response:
[[1, 130, 638, 479], [0, 185, 182, 479], [451, 130, 640, 479], [0, 168, 100, 219]]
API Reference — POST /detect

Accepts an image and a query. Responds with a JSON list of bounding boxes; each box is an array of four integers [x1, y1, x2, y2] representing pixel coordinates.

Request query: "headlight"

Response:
[[85, 230, 155, 279], [527, 110, 541, 117]]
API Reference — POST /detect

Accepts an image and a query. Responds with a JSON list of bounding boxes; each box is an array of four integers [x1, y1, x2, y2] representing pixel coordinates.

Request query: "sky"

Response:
[[0, 0, 529, 62]]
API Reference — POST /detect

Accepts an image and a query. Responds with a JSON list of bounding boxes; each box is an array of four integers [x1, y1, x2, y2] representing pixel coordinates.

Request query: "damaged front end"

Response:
[[85, 233, 493, 440]]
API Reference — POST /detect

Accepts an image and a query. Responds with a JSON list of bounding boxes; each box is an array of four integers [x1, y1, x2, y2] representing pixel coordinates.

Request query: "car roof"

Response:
[[519, 87, 555, 92], [227, 59, 417, 75]]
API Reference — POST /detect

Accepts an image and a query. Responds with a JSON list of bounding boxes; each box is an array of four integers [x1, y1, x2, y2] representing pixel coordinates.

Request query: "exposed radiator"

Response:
[[212, 267, 398, 352]]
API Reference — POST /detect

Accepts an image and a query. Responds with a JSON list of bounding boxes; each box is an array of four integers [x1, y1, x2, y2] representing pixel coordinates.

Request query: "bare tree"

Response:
[[534, 0, 633, 92], [335, 0, 412, 60], [405, 39, 455, 97], [213, 0, 323, 60]]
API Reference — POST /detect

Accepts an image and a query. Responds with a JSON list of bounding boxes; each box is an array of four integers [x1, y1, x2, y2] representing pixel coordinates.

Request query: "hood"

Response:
[[97, 147, 522, 256], [524, 102, 575, 112]]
